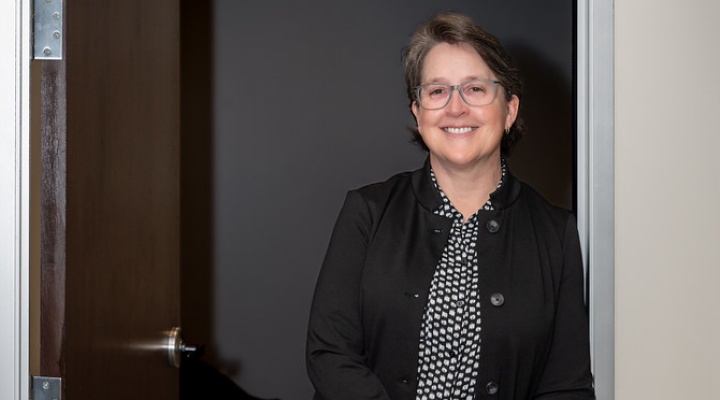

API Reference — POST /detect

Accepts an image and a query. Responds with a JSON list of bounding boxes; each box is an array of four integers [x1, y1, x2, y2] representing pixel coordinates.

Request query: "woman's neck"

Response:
[[431, 155, 502, 221]]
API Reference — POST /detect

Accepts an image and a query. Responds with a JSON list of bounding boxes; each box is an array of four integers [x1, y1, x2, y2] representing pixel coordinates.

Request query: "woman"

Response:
[[306, 12, 595, 400]]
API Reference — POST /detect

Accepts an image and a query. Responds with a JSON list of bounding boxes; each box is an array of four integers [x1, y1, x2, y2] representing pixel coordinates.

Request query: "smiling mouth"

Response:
[[442, 127, 477, 134]]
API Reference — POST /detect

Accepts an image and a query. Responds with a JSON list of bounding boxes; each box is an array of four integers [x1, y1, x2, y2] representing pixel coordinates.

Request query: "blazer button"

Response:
[[486, 220, 500, 233], [485, 381, 499, 395], [490, 293, 505, 307]]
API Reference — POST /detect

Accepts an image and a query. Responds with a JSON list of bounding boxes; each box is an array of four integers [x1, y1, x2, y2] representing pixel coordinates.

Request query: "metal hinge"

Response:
[[31, 376, 61, 400], [33, 0, 63, 60]]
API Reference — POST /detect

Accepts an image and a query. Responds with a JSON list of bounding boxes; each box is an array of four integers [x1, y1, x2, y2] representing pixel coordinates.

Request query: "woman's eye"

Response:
[[466, 84, 487, 94], [428, 87, 448, 97]]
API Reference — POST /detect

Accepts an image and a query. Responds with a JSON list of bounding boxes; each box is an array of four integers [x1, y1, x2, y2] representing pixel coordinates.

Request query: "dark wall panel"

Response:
[[182, 1, 575, 399]]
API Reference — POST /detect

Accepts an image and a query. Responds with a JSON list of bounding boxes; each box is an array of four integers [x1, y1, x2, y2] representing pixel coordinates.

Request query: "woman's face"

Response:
[[412, 42, 519, 171]]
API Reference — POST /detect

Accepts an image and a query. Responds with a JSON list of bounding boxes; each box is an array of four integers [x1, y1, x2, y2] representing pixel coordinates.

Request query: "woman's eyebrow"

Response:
[[421, 75, 491, 84]]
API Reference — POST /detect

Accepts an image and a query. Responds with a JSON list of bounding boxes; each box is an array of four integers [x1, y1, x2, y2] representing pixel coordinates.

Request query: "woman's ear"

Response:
[[505, 94, 520, 128], [411, 101, 422, 137]]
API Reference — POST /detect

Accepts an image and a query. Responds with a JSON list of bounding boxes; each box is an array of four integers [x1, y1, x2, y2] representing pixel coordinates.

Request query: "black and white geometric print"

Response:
[[416, 161, 505, 400]]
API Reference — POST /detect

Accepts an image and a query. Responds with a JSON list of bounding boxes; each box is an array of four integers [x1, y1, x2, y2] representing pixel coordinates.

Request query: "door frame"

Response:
[[577, 1, 615, 399], [1, 1, 615, 399], [1, 0, 31, 399]]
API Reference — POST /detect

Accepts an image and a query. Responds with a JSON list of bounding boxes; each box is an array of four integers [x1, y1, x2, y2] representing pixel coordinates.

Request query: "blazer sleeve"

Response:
[[533, 214, 596, 399], [306, 191, 392, 400]]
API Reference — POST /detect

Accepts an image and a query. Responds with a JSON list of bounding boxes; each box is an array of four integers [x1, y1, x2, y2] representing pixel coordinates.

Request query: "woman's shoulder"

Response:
[[516, 179, 576, 234], [517, 181, 569, 213], [334, 168, 420, 227], [334, 170, 418, 235], [350, 169, 416, 203]]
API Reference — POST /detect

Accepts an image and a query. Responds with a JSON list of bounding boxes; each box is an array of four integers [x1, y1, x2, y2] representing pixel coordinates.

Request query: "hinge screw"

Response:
[[53, 31, 60, 39], [42, 381, 50, 390], [53, 12, 60, 20], [43, 47, 52, 56]]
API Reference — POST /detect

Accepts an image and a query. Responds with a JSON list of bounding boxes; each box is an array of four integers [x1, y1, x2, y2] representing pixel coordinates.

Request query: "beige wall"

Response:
[[615, 0, 720, 398]]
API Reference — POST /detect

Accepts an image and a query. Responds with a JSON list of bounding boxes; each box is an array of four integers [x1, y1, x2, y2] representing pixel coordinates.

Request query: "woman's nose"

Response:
[[445, 89, 468, 115]]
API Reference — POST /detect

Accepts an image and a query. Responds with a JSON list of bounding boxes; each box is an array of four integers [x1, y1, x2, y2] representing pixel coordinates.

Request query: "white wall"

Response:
[[1, 0, 30, 399], [615, 0, 720, 398], [0, 0, 19, 393]]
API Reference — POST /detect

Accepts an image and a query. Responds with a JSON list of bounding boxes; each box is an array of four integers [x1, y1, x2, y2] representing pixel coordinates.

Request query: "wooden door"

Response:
[[39, 0, 181, 398]]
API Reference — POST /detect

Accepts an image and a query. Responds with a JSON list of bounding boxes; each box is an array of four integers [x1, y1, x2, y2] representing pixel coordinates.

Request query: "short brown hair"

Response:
[[402, 12, 525, 156]]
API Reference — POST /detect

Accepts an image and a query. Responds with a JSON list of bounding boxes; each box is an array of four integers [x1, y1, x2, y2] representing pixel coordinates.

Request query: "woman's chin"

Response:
[[431, 150, 499, 169]]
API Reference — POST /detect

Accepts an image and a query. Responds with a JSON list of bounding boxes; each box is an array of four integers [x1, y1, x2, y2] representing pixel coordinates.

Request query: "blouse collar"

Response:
[[411, 156, 521, 213]]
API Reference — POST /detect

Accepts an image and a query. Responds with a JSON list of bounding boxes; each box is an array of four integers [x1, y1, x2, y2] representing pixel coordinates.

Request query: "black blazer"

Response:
[[306, 161, 595, 400]]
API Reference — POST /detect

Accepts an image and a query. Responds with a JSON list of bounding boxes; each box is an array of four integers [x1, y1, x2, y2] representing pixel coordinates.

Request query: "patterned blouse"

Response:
[[416, 160, 506, 400]]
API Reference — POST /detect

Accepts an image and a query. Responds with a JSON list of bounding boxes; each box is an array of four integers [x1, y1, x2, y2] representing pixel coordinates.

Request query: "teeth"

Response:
[[443, 127, 475, 134]]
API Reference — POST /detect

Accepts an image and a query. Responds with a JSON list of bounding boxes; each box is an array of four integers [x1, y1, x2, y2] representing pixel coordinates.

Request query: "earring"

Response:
[[504, 127, 510, 135]]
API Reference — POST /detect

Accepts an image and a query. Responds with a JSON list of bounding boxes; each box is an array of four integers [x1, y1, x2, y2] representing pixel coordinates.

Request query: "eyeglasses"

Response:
[[413, 79, 502, 110]]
